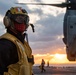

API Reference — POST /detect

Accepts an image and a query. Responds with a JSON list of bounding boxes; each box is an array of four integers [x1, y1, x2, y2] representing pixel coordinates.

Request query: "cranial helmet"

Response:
[[3, 7, 29, 28]]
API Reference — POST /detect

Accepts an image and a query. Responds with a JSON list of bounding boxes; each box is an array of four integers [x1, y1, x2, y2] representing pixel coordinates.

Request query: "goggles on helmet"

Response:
[[11, 14, 29, 24]]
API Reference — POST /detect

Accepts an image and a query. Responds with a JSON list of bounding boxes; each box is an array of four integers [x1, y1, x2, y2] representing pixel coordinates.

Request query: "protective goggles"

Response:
[[11, 14, 29, 24]]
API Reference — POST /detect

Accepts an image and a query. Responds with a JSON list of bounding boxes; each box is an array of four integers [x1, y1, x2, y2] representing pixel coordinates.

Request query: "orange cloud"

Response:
[[34, 53, 76, 65]]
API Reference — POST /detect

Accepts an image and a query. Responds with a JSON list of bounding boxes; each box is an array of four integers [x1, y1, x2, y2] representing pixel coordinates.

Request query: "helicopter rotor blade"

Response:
[[15, 3, 67, 8]]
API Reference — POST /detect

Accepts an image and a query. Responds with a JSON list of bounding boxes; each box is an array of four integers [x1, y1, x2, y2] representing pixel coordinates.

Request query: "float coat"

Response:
[[0, 33, 34, 75]]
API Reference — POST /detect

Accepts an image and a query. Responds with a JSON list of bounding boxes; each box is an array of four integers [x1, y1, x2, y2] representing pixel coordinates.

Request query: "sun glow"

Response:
[[34, 53, 76, 65], [54, 53, 65, 60], [51, 53, 69, 64]]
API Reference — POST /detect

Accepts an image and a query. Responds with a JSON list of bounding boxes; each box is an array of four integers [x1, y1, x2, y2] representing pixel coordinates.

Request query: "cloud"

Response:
[[27, 7, 65, 54], [0, 0, 66, 55]]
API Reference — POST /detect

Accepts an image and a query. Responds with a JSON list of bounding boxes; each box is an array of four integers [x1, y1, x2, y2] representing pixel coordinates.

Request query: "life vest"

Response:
[[0, 33, 34, 75]]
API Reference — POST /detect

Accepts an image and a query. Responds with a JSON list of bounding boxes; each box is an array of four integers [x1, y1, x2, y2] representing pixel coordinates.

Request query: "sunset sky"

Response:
[[0, 0, 76, 65]]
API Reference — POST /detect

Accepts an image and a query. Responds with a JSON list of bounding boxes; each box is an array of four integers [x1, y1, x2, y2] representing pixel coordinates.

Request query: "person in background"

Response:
[[0, 7, 34, 75], [41, 59, 46, 73], [47, 61, 50, 67]]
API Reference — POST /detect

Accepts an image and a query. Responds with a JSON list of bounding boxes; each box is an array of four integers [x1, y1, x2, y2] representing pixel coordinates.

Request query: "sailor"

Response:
[[41, 59, 46, 73], [0, 7, 34, 75]]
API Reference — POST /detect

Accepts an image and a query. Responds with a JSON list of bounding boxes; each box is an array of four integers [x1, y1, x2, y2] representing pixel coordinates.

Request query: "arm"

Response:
[[0, 39, 18, 75]]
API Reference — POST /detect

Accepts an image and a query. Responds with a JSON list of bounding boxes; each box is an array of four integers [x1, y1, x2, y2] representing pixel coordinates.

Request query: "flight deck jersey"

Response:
[[0, 33, 34, 75]]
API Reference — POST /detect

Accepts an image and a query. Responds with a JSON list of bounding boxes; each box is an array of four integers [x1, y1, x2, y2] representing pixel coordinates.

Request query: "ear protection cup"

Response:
[[3, 10, 12, 27], [3, 16, 11, 27]]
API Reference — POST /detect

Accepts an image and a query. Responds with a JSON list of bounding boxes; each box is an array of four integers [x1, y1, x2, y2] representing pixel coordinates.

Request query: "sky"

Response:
[[0, 0, 76, 65]]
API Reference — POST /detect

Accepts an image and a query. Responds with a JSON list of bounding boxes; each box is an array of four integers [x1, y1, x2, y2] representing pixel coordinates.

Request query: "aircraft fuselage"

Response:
[[63, 0, 76, 61]]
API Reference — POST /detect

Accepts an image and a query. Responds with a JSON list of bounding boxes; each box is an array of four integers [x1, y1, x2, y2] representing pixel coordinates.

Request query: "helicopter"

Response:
[[16, 0, 76, 61]]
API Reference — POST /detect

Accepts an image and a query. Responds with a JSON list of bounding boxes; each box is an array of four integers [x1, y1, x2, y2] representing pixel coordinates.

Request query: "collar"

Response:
[[7, 28, 25, 43]]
